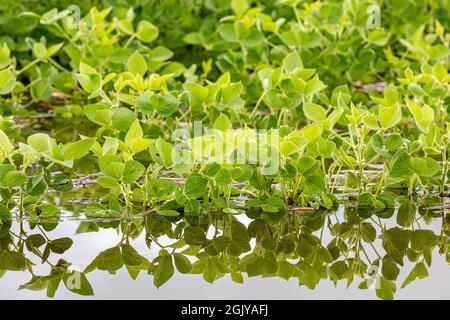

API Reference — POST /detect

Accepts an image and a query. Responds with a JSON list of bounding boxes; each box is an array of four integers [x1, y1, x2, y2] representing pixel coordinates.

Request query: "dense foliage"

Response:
[[0, 0, 449, 299]]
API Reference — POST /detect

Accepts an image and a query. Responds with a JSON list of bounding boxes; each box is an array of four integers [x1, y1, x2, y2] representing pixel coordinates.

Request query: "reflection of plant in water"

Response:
[[1, 205, 447, 299], [0, 221, 93, 296]]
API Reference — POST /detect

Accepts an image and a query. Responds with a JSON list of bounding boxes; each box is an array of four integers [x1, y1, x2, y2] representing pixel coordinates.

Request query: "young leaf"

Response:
[[379, 104, 402, 129], [64, 139, 95, 160], [214, 113, 232, 131], [136, 21, 159, 43], [303, 102, 326, 122], [0, 129, 12, 154], [127, 51, 148, 76], [125, 120, 143, 148]]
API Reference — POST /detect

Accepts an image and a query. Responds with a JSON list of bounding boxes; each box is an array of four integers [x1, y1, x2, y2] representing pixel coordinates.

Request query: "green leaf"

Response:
[[0, 129, 12, 153], [122, 160, 145, 183], [185, 173, 208, 199], [51, 175, 73, 192], [41, 204, 61, 218], [98, 155, 122, 172], [147, 179, 177, 197], [379, 104, 402, 129], [0, 203, 11, 223], [184, 199, 201, 215], [214, 113, 232, 131], [3, 170, 26, 187], [303, 102, 326, 122], [158, 209, 180, 217], [282, 51, 303, 74], [28, 133, 51, 153], [32, 42, 47, 59], [411, 157, 440, 177], [125, 120, 143, 148], [64, 139, 94, 160], [25, 234, 46, 250], [104, 162, 125, 180], [1, 251, 27, 270], [127, 51, 148, 76], [389, 149, 412, 178], [83, 102, 112, 126], [231, 0, 249, 17], [112, 107, 136, 130], [401, 262, 429, 288], [215, 168, 231, 185], [0, 164, 14, 181], [382, 227, 410, 265], [301, 123, 322, 141], [0, 68, 15, 95], [149, 138, 174, 168], [136, 21, 159, 43], [96, 176, 119, 189], [25, 175, 47, 196]]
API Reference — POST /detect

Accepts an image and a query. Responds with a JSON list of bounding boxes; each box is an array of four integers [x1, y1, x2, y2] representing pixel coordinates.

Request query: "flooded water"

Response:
[[1, 204, 448, 300]]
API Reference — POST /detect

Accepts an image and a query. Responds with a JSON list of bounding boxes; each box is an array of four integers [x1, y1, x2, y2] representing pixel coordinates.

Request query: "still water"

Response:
[[1, 203, 448, 300]]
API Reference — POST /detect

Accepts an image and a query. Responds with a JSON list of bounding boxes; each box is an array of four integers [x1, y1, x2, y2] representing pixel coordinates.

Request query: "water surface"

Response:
[[1, 204, 448, 300]]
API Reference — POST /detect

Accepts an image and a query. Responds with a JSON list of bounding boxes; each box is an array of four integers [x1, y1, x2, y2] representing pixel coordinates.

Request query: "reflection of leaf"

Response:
[[184, 226, 207, 245], [173, 253, 192, 274], [46, 269, 63, 298], [230, 221, 250, 253], [401, 262, 429, 288], [25, 234, 46, 250], [382, 227, 410, 265], [297, 261, 320, 289], [410, 230, 437, 251], [153, 250, 174, 288], [19, 276, 47, 291], [49, 237, 73, 254], [97, 247, 124, 271], [0, 203, 11, 223], [376, 276, 396, 300], [277, 261, 294, 280], [75, 222, 99, 234], [121, 244, 146, 266], [361, 223, 377, 243], [329, 261, 348, 282], [382, 256, 400, 281], [296, 234, 316, 258], [231, 271, 244, 284], [63, 271, 94, 296], [397, 204, 415, 227], [203, 258, 220, 283], [0, 251, 27, 271]]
